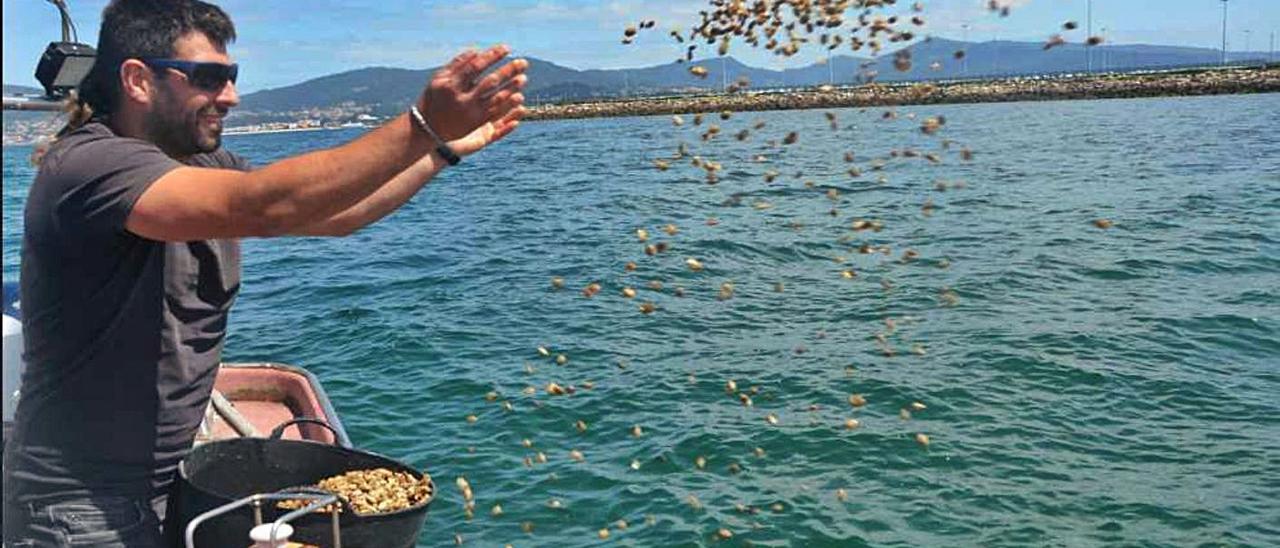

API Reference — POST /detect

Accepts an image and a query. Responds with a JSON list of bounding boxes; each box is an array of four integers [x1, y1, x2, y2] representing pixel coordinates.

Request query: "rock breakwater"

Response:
[[525, 66, 1280, 121]]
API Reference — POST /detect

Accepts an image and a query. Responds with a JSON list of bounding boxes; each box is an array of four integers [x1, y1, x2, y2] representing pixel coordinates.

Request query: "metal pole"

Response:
[[1271, 31, 1276, 63], [828, 55, 834, 85], [1087, 0, 1093, 72], [1244, 30, 1251, 61], [1221, 0, 1229, 65], [993, 33, 1000, 74], [721, 56, 728, 92], [962, 23, 970, 76]]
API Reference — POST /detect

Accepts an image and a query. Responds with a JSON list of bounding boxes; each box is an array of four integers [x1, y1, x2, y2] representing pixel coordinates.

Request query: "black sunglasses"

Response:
[[141, 58, 238, 92]]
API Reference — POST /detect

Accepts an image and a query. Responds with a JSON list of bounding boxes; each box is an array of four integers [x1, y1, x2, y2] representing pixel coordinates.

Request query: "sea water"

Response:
[[4, 93, 1278, 546]]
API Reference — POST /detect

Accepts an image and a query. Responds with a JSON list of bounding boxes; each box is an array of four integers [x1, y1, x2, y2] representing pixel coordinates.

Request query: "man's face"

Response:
[[144, 32, 239, 158]]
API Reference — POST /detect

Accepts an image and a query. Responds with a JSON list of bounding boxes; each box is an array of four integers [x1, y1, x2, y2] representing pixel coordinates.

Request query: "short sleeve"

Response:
[[38, 131, 182, 237]]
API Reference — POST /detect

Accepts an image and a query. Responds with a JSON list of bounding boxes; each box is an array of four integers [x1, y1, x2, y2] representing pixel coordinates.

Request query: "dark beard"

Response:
[[145, 84, 221, 158]]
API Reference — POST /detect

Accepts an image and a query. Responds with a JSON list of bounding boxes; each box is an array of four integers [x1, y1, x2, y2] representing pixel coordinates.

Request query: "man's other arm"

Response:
[[290, 109, 524, 237]]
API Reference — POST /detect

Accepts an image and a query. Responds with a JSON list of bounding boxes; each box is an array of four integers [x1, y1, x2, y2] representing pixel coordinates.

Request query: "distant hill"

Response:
[[222, 39, 1268, 125], [5, 40, 1272, 130]]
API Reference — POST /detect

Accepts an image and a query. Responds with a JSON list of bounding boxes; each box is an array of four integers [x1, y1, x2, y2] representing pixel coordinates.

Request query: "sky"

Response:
[[4, 0, 1278, 94]]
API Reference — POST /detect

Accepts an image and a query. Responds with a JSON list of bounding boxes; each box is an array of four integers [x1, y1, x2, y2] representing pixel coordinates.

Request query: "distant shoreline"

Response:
[[523, 65, 1280, 121], [223, 126, 354, 137]]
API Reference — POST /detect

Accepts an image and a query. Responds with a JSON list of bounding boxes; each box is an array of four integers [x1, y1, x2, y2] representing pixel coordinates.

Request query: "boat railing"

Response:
[[184, 489, 344, 548]]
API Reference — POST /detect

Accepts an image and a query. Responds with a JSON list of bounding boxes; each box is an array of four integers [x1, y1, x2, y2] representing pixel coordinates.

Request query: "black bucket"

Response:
[[176, 419, 433, 548]]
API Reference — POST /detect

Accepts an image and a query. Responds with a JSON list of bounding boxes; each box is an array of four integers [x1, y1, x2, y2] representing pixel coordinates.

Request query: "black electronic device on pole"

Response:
[[4, 0, 95, 111], [35, 0, 96, 99]]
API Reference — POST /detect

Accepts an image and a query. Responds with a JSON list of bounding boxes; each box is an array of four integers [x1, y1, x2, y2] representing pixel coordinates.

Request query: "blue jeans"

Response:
[[2, 495, 165, 547]]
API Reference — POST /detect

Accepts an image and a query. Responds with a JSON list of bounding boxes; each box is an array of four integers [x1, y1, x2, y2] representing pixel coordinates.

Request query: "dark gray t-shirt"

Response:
[[5, 121, 249, 501]]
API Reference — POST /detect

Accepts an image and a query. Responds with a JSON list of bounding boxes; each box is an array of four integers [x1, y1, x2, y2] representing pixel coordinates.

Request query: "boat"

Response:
[[2, 281, 351, 449]]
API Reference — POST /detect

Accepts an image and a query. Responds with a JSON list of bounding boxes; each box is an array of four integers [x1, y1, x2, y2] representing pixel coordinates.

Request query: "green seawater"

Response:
[[4, 94, 1279, 546]]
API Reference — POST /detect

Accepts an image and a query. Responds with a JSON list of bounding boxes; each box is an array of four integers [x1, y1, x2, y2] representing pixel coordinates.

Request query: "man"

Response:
[[2, 0, 527, 545]]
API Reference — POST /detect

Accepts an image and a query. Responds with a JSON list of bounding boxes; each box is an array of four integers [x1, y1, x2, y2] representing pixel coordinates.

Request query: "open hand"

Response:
[[420, 45, 529, 142]]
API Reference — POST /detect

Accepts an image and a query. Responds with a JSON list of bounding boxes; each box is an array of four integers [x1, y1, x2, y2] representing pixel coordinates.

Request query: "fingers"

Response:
[[474, 59, 528, 98], [456, 44, 512, 86], [443, 49, 479, 73], [485, 91, 525, 120], [486, 109, 524, 145]]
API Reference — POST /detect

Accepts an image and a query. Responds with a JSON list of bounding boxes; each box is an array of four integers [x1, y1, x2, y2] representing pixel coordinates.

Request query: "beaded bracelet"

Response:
[[409, 105, 461, 166]]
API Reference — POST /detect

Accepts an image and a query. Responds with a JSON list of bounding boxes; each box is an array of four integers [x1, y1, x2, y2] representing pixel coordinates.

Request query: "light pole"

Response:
[[961, 23, 970, 76], [1087, 0, 1093, 72], [1101, 27, 1108, 71], [1271, 31, 1276, 63], [993, 33, 1000, 74], [1220, 0, 1229, 65], [1243, 30, 1252, 62], [721, 56, 728, 93]]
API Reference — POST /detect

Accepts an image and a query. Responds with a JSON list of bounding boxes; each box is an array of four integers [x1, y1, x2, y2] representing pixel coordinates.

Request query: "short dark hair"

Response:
[[78, 0, 236, 116]]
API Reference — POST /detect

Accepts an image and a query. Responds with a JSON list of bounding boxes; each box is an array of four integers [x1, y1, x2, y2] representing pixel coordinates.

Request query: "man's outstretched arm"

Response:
[[126, 46, 527, 241]]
